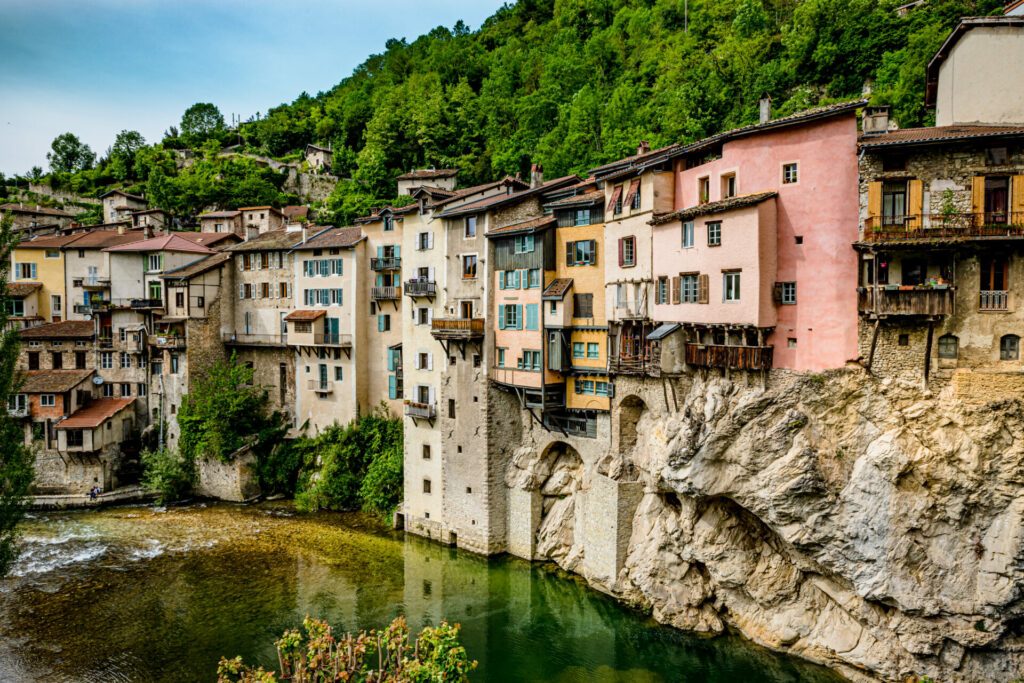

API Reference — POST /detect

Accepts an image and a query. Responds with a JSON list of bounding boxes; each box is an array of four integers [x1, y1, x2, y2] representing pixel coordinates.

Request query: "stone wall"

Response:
[[195, 448, 260, 502], [32, 445, 123, 495]]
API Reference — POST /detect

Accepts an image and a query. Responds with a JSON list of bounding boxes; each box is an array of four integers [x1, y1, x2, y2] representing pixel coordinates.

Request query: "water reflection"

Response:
[[0, 504, 843, 683]]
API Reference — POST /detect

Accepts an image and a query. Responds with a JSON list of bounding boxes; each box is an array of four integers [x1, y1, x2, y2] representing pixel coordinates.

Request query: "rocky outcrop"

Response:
[[510, 369, 1024, 682]]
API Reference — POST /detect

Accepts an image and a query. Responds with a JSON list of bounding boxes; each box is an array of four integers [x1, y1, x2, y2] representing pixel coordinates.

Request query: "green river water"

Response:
[[0, 502, 845, 682]]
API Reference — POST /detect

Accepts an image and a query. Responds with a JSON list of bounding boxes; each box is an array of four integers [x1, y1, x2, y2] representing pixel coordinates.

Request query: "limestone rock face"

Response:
[[526, 369, 1024, 682]]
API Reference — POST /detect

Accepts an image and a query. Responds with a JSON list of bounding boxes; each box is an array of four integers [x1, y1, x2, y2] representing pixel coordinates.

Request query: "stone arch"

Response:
[[618, 395, 647, 455]]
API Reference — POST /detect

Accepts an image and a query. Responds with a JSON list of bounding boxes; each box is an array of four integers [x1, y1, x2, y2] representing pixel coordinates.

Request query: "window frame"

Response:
[[707, 221, 722, 247], [782, 162, 799, 185], [723, 271, 741, 303]]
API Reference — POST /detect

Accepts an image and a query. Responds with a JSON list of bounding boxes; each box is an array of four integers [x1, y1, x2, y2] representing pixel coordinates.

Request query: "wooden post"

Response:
[[867, 319, 881, 371], [924, 320, 934, 385]]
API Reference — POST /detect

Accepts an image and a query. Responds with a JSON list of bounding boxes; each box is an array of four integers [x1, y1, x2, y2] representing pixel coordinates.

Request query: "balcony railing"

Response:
[[222, 332, 287, 346], [371, 286, 401, 300], [862, 212, 1024, 243], [613, 302, 648, 320], [149, 336, 186, 350], [404, 401, 436, 420], [980, 290, 1009, 312], [98, 337, 114, 349], [430, 317, 484, 339], [313, 333, 353, 347], [857, 285, 955, 317], [685, 343, 774, 371], [404, 279, 436, 297], [7, 407, 28, 419], [308, 380, 334, 394], [130, 298, 164, 309], [370, 257, 402, 271]]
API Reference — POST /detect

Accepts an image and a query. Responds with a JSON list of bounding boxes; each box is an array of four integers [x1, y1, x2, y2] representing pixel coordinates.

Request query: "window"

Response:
[[462, 254, 477, 279], [549, 300, 557, 314], [120, 383, 132, 397], [682, 221, 694, 248], [416, 307, 429, 325], [50, 295, 62, 315], [723, 271, 741, 302], [513, 234, 535, 254], [101, 351, 113, 369], [383, 216, 394, 232], [170, 354, 180, 374], [528, 269, 541, 288], [780, 282, 797, 305], [40, 394, 55, 407], [335, 366, 343, 381], [497, 348, 506, 367], [574, 209, 591, 227], [417, 232, 432, 250], [15, 263, 36, 280], [573, 293, 593, 318], [197, 296, 205, 308], [698, 177, 710, 204], [587, 342, 599, 359], [503, 305, 519, 329], [721, 173, 736, 198], [148, 281, 162, 301], [985, 176, 1010, 224], [619, 236, 636, 267], [567, 240, 596, 266], [377, 314, 391, 332], [6, 299, 23, 317], [120, 352, 131, 368], [522, 350, 541, 371], [51, 351, 63, 369], [573, 342, 584, 359], [631, 186, 641, 210], [448, 399, 455, 419], [614, 187, 623, 215], [465, 216, 477, 238], [45, 249, 59, 259], [656, 277, 669, 305], [707, 221, 721, 246], [138, 383, 147, 397], [422, 445, 431, 460], [147, 253, 163, 272], [1001, 334, 1020, 360], [882, 181, 908, 226], [681, 274, 699, 303], [782, 163, 799, 184], [938, 335, 958, 360], [8, 394, 27, 414], [525, 303, 539, 330], [417, 352, 430, 369], [423, 479, 432, 494]]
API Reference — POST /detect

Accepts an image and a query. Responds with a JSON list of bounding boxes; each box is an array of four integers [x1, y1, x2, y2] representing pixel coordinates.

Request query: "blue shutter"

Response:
[[394, 245, 400, 257], [499, 271, 505, 290], [387, 350, 396, 372], [388, 375, 397, 399], [513, 270, 521, 289], [498, 305, 506, 330], [378, 315, 385, 332], [515, 305, 523, 330], [526, 304, 538, 330], [377, 246, 383, 259]]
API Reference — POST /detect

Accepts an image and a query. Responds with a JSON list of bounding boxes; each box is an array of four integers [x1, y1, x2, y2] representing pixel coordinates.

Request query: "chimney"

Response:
[[117, 224, 126, 235], [637, 141, 650, 155], [143, 224, 153, 239], [862, 106, 891, 135], [530, 163, 544, 189], [759, 96, 772, 124], [302, 226, 308, 244]]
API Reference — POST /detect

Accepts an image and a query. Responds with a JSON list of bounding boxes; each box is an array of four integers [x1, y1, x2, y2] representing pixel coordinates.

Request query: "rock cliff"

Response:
[[519, 369, 1024, 682]]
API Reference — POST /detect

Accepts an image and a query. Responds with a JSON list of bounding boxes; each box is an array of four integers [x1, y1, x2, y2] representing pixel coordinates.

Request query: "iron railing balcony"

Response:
[[857, 285, 955, 318], [430, 317, 484, 340], [222, 332, 288, 347], [404, 279, 436, 297], [308, 380, 334, 394], [861, 212, 1024, 243], [980, 290, 1009, 312], [130, 298, 163, 310], [404, 401, 436, 420], [370, 257, 402, 271], [371, 286, 401, 300]]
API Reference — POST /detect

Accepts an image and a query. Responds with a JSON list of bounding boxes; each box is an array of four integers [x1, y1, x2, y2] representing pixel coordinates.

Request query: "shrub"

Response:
[[140, 447, 194, 505], [216, 616, 475, 683]]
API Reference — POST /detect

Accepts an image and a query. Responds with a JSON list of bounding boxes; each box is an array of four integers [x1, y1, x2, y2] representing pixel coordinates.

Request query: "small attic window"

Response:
[[986, 147, 1009, 166]]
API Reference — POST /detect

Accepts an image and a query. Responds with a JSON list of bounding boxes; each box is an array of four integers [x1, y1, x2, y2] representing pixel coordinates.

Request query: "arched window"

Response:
[[1000, 334, 1020, 361], [938, 334, 959, 359]]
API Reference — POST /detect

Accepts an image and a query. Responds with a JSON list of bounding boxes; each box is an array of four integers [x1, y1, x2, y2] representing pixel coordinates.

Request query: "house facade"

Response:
[[12, 233, 78, 322], [100, 190, 147, 224]]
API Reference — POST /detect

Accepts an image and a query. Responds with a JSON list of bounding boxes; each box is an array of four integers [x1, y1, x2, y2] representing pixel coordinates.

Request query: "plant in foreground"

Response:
[[217, 616, 476, 682]]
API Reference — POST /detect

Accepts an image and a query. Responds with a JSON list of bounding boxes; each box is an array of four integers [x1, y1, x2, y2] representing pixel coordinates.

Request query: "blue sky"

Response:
[[0, 0, 507, 175]]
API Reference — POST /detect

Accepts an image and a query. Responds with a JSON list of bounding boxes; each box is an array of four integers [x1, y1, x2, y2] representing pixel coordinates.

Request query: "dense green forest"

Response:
[[2, 0, 1005, 224]]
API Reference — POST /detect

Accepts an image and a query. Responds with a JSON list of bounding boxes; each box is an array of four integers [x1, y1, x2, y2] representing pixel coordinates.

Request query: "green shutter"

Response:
[[499, 271, 505, 290], [498, 305, 506, 329], [526, 304, 538, 330], [388, 375, 397, 399], [394, 245, 400, 257], [513, 270, 521, 289], [515, 305, 523, 330], [378, 315, 385, 332], [377, 246, 383, 258]]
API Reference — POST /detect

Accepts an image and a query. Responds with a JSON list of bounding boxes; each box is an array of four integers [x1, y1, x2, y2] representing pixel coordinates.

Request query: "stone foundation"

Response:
[[196, 449, 260, 502]]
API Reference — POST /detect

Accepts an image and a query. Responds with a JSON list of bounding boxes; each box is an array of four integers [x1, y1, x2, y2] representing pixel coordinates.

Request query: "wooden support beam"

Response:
[[867, 319, 881, 372], [924, 320, 934, 384]]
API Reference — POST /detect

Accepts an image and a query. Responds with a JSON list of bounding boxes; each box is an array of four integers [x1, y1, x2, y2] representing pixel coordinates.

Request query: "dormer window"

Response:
[[383, 216, 394, 231]]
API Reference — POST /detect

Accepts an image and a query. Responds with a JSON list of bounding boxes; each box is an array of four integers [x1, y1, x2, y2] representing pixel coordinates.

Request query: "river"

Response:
[[0, 502, 844, 682]]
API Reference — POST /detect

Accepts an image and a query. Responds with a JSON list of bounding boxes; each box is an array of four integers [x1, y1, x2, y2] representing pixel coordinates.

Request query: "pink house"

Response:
[[650, 101, 863, 372]]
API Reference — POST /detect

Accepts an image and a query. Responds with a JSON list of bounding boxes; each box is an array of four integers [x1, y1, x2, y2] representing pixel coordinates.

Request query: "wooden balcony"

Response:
[[370, 257, 402, 271], [404, 279, 436, 297], [313, 333, 353, 347], [404, 401, 436, 420], [685, 343, 773, 371], [858, 285, 955, 318], [149, 335, 186, 350], [862, 212, 1024, 244], [371, 286, 401, 300], [431, 317, 484, 340]]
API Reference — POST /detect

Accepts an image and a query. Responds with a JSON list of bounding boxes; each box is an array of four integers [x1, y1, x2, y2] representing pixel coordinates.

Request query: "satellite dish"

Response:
[[84, 314, 93, 321], [92, 376, 104, 386]]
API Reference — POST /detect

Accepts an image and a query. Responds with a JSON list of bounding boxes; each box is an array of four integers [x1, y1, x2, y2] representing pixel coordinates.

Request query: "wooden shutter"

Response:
[[671, 276, 681, 304], [607, 185, 623, 214], [618, 238, 624, 267], [867, 181, 882, 222], [624, 179, 640, 208], [589, 240, 597, 266], [907, 179, 923, 230], [773, 282, 783, 304], [1012, 176, 1024, 218], [973, 176, 986, 226], [697, 274, 709, 304], [566, 241, 575, 267]]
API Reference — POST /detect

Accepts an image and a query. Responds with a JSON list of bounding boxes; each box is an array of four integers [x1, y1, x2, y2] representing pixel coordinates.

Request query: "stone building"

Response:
[[61, 226, 148, 321], [198, 210, 243, 235], [0, 202, 75, 234], [131, 209, 170, 231], [99, 189, 147, 224], [395, 168, 458, 197], [239, 206, 285, 236], [304, 144, 332, 172], [286, 226, 365, 433], [6, 282, 44, 330]]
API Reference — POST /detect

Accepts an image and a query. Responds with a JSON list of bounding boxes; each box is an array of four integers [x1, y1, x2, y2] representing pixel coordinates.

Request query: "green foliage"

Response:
[[217, 616, 475, 683], [177, 355, 277, 465], [292, 406, 403, 516], [47, 132, 96, 174], [0, 215, 35, 576], [108, 130, 147, 181], [145, 149, 287, 217], [140, 447, 194, 505], [180, 102, 226, 147]]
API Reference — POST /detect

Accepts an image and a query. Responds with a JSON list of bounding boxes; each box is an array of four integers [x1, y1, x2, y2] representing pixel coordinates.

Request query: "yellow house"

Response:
[[10, 233, 79, 322], [544, 186, 611, 412]]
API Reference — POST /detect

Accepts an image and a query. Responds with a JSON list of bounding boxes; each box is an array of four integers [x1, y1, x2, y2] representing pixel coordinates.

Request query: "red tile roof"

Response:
[[58, 228, 147, 249], [294, 226, 363, 250], [396, 169, 459, 180], [15, 233, 83, 249], [284, 310, 326, 322], [103, 234, 215, 254], [19, 320, 95, 340], [486, 215, 557, 236], [542, 278, 574, 300], [20, 369, 94, 394], [0, 203, 73, 217], [859, 124, 1024, 148], [224, 229, 306, 252], [544, 189, 605, 209], [58, 398, 135, 429], [199, 210, 242, 219], [100, 189, 146, 201], [282, 205, 309, 220], [7, 282, 42, 297], [438, 176, 580, 219], [649, 192, 777, 225], [162, 252, 232, 281]]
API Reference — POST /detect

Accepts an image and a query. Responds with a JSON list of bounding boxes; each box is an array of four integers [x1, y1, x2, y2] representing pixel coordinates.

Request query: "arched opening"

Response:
[[618, 395, 647, 455], [937, 334, 958, 360], [535, 441, 583, 563]]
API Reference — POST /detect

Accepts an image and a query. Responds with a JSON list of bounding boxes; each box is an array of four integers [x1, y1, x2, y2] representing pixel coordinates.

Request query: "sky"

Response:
[[0, 0, 508, 175]]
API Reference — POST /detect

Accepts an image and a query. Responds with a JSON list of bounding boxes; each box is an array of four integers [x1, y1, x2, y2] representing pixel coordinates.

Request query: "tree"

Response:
[[0, 215, 35, 576], [108, 130, 146, 181], [180, 102, 226, 147], [46, 132, 95, 174]]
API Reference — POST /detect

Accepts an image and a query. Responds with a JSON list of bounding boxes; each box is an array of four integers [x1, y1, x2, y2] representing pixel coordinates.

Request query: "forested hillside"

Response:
[[3, 0, 1005, 224]]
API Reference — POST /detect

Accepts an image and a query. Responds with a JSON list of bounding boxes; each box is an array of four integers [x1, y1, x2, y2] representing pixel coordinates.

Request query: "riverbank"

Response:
[[0, 501, 844, 683], [29, 485, 154, 510]]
